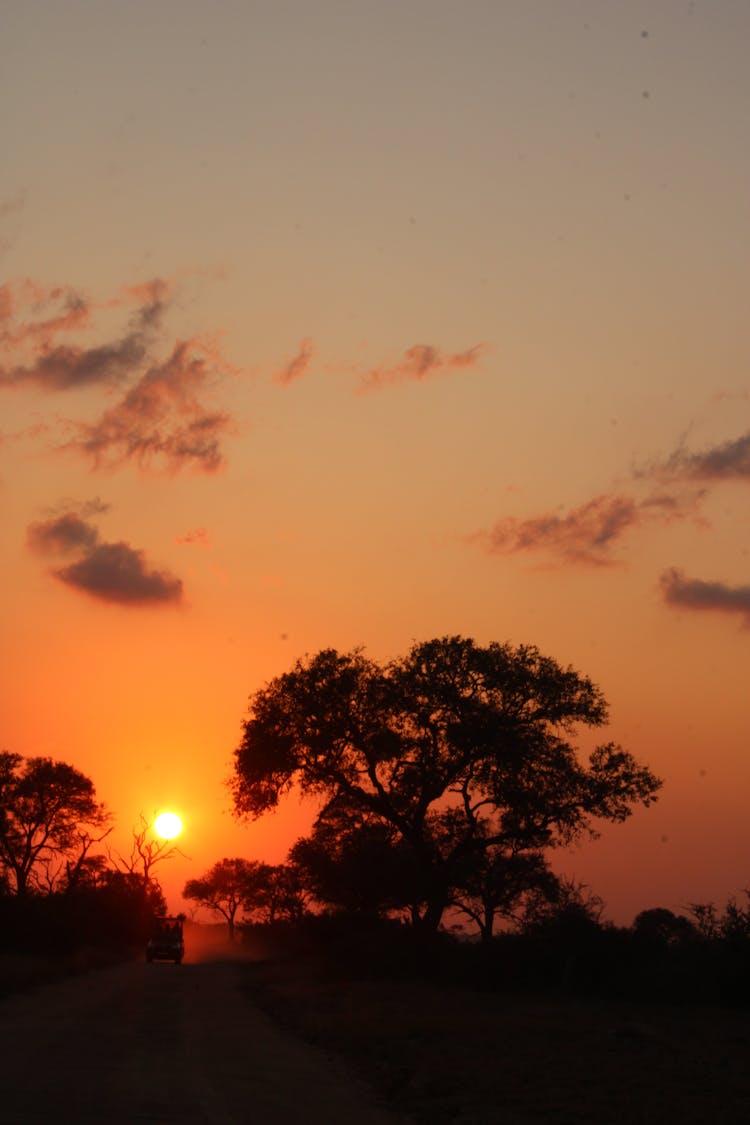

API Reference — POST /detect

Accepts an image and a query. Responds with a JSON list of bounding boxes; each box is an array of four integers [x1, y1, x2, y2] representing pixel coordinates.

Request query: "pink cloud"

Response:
[[176, 527, 210, 546], [359, 342, 486, 393], [660, 432, 750, 482], [64, 339, 234, 474], [0, 280, 90, 349], [470, 491, 704, 567], [273, 338, 314, 386], [0, 279, 169, 391]]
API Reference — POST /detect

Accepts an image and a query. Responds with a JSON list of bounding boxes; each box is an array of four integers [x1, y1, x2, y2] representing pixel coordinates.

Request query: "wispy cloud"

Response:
[[359, 342, 486, 393], [660, 432, 750, 482], [64, 339, 234, 474], [27, 504, 183, 606], [470, 491, 703, 567], [0, 279, 169, 391], [659, 568, 750, 622], [27, 512, 99, 555], [273, 338, 313, 386], [176, 527, 209, 546], [0, 281, 91, 349]]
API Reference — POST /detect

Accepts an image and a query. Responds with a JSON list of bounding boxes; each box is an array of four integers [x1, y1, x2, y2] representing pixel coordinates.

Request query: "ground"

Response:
[[243, 947, 750, 1125], [2, 930, 750, 1124], [0, 936, 405, 1125]]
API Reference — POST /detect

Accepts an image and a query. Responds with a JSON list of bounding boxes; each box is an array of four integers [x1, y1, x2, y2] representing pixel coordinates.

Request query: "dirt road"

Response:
[[0, 954, 407, 1125]]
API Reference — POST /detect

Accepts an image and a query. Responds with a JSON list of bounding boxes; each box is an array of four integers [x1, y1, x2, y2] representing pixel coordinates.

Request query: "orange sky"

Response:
[[2, 1, 749, 924]]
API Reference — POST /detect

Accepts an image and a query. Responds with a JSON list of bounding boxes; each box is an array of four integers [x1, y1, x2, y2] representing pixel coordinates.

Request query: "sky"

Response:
[[2, 0, 749, 925]]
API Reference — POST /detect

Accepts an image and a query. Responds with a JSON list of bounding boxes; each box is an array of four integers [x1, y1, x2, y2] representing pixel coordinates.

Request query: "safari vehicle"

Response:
[[146, 915, 185, 964]]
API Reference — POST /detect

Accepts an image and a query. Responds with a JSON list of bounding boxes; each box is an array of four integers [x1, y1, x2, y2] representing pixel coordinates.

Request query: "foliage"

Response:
[[0, 752, 111, 895], [250, 861, 310, 924], [514, 876, 606, 935], [184, 857, 270, 939], [632, 906, 697, 946], [232, 636, 661, 931], [687, 893, 750, 943], [448, 848, 559, 943], [184, 857, 310, 937], [83, 868, 168, 946], [289, 803, 421, 919], [0, 868, 167, 956]]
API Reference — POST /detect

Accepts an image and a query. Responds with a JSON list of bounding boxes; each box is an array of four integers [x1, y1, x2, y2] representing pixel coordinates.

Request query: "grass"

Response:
[[242, 950, 750, 1124], [0, 947, 130, 1001]]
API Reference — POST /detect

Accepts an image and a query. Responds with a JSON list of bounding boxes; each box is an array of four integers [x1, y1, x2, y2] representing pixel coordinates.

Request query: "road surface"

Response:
[[0, 954, 407, 1124]]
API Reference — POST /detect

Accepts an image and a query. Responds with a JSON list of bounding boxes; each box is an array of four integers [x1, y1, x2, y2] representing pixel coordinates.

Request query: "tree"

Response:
[[232, 636, 662, 932], [448, 847, 559, 944], [0, 753, 111, 895], [246, 862, 310, 924], [81, 868, 168, 948], [289, 803, 420, 919], [183, 858, 270, 940], [516, 876, 606, 934], [110, 812, 183, 887], [632, 907, 697, 947]]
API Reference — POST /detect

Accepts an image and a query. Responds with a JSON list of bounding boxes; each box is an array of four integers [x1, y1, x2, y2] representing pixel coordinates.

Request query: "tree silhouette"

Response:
[[632, 907, 697, 946], [247, 862, 310, 924], [0, 753, 111, 895], [110, 812, 183, 886], [448, 848, 559, 943], [289, 804, 420, 918], [184, 858, 270, 940], [232, 636, 661, 932]]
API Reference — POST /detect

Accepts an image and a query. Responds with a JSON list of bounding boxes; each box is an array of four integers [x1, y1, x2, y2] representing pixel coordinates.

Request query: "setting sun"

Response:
[[154, 811, 183, 840]]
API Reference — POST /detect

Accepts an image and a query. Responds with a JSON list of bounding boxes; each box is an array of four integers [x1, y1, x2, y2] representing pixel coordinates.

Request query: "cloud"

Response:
[[54, 542, 183, 606], [470, 491, 703, 567], [0, 279, 169, 391], [26, 513, 99, 556], [26, 504, 183, 607], [2, 275, 239, 474], [57, 496, 111, 519], [661, 432, 750, 482], [273, 338, 313, 386], [65, 339, 233, 474], [359, 342, 486, 393], [0, 281, 91, 348], [659, 568, 750, 621], [176, 527, 209, 546]]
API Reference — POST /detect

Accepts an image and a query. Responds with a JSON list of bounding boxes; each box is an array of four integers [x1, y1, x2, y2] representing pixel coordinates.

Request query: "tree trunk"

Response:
[[418, 894, 447, 932], [480, 902, 495, 944]]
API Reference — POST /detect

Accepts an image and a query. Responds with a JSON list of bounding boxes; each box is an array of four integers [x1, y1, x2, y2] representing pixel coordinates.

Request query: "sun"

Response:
[[154, 811, 183, 840]]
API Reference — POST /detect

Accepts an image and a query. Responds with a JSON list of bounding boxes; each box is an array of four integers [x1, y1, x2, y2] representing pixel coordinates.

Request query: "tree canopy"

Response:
[[231, 636, 662, 931], [0, 753, 111, 895], [184, 857, 269, 940]]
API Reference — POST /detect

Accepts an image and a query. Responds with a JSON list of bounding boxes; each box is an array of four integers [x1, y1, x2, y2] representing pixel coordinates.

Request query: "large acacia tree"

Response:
[[231, 637, 661, 931], [184, 858, 272, 940]]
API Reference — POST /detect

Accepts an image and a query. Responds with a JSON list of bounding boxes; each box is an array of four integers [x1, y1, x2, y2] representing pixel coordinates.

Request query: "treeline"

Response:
[[0, 753, 169, 963], [239, 891, 750, 1009], [0, 873, 166, 957], [182, 843, 750, 1008]]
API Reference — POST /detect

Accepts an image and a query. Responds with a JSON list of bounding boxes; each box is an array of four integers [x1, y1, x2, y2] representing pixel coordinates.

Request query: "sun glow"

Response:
[[154, 811, 183, 840]]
